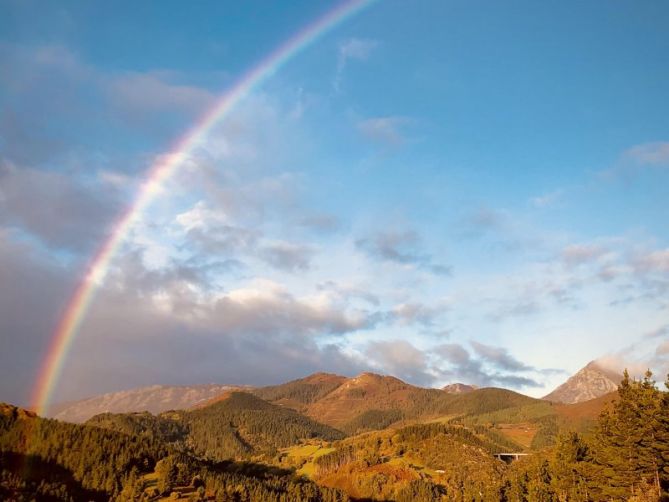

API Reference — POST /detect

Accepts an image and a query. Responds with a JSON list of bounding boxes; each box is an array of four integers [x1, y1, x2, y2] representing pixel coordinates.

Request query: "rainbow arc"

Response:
[[31, 0, 376, 416]]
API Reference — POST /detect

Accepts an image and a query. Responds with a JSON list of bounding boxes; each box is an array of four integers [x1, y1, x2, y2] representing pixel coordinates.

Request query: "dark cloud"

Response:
[[59, 309, 368, 403], [387, 302, 448, 327], [435, 343, 471, 366], [0, 44, 214, 160], [0, 162, 121, 252], [470, 341, 533, 372], [184, 223, 318, 274], [176, 201, 320, 274], [433, 341, 543, 389], [365, 339, 433, 386], [0, 230, 77, 405], [258, 242, 314, 272], [0, 226, 380, 405], [109, 248, 244, 297], [356, 230, 451, 276]]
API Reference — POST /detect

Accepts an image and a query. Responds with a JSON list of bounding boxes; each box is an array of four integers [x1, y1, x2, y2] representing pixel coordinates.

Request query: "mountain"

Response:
[[87, 391, 345, 461], [442, 383, 478, 394], [4, 369, 664, 501], [252, 372, 348, 411], [1, 402, 346, 501], [1, 402, 167, 499], [52, 372, 544, 433], [301, 372, 444, 428], [49, 383, 244, 423], [255, 372, 539, 432], [181, 391, 345, 460], [543, 361, 621, 404]]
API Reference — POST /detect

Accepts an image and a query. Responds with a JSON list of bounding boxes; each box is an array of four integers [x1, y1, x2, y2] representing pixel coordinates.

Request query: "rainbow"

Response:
[[31, 0, 376, 416]]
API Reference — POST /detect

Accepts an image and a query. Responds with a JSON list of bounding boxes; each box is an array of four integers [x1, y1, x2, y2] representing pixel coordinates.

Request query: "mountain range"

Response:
[[48, 383, 246, 423], [47, 360, 625, 424], [3, 359, 661, 501]]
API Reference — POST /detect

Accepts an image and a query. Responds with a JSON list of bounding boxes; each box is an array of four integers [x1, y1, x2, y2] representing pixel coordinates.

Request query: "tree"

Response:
[[550, 432, 592, 502], [593, 370, 664, 500], [156, 457, 179, 495]]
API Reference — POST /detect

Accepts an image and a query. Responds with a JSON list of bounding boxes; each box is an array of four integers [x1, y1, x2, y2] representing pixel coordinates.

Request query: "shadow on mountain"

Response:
[[0, 450, 108, 501]]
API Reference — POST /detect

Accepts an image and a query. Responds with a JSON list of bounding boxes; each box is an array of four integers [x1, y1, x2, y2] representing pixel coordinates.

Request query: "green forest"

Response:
[[1, 371, 668, 501]]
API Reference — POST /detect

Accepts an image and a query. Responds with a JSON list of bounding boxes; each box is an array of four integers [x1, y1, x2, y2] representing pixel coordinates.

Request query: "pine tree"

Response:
[[592, 369, 664, 500], [550, 432, 591, 501], [656, 374, 669, 500]]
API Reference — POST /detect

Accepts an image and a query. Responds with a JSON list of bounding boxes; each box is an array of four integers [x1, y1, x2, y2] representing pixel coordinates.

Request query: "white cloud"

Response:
[[623, 142, 669, 167], [633, 249, 669, 274], [531, 190, 562, 208], [176, 201, 229, 231], [334, 37, 378, 91], [357, 116, 410, 146], [601, 141, 669, 178], [561, 244, 607, 267], [106, 71, 214, 115]]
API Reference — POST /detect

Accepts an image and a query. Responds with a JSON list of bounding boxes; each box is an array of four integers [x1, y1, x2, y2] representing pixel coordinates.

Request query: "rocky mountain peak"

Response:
[[543, 360, 621, 404], [442, 383, 478, 394]]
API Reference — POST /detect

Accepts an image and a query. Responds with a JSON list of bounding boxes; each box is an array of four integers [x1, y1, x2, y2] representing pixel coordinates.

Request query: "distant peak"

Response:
[[584, 360, 623, 381], [442, 383, 478, 394], [544, 360, 620, 404]]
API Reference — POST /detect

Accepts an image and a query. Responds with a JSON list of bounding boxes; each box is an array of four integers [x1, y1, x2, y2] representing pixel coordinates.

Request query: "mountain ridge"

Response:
[[49, 383, 248, 423], [442, 382, 478, 394], [543, 360, 621, 404]]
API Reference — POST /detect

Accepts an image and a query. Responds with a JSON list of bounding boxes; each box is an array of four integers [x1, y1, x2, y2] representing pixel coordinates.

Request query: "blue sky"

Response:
[[1, 0, 668, 405]]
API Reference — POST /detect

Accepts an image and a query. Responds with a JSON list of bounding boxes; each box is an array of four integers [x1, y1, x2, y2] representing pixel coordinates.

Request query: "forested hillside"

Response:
[[0, 403, 166, 498], [178, 391, 345, 460], [253, 373, 348, 411], [86, 391, 345, 462], [1, 371, 668, 501], [0, 402, 349, 501]]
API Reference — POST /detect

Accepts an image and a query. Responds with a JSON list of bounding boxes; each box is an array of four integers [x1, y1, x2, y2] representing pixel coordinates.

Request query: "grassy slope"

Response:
[[310, 422, 508, 500]]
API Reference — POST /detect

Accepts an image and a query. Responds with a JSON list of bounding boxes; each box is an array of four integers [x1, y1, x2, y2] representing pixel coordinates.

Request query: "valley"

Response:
[[2, 363, 667, 501]]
